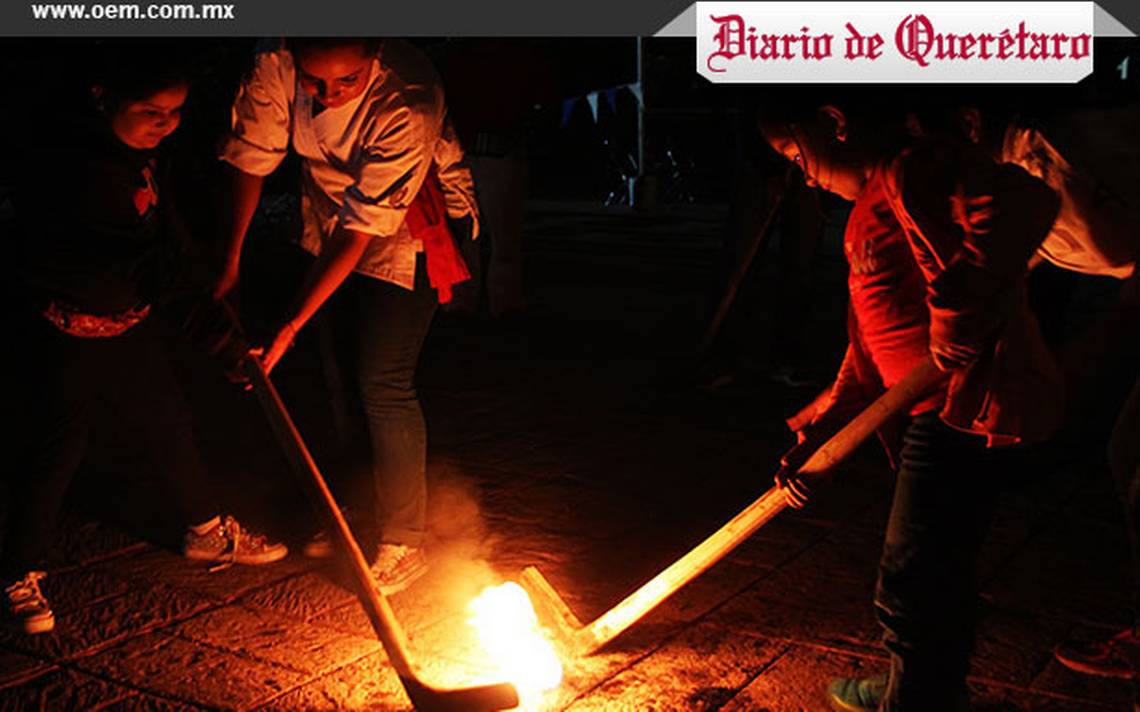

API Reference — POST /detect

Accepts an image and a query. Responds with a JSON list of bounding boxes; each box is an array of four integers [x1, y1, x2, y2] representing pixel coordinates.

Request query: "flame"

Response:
[[468, 582, 563, 704]]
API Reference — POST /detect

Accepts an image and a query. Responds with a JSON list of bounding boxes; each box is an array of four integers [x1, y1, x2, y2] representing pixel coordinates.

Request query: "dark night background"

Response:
[[0, 36, 1138, 711]]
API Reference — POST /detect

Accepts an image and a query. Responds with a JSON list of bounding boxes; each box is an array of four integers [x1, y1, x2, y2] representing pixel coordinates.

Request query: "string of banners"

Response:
[[696, 1, 1095, 84], [560, 83, 643, 127]]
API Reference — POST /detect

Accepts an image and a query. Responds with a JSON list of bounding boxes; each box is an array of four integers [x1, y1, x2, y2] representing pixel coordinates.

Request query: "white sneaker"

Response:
[[370, 544, 428, 595], [4, 571, 54, 634]]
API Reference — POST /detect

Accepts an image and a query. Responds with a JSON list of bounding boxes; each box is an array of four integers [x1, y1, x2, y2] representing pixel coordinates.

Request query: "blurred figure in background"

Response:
[[442, 39, 554, 319]]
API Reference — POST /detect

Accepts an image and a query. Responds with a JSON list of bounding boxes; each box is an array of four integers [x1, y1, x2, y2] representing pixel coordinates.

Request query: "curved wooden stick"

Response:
[[244, 360, 518, 711], [523, 357, 945, 656]]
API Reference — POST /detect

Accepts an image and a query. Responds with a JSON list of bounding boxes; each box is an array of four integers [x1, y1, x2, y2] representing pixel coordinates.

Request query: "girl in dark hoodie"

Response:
[[4, 43, 286, 636]]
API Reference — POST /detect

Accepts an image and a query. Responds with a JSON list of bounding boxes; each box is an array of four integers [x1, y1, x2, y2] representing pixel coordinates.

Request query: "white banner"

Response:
[[696, 2, 1095, 83]]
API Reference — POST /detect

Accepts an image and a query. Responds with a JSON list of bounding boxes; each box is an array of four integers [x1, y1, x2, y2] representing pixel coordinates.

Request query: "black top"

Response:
[[15, 119, 183, 315]]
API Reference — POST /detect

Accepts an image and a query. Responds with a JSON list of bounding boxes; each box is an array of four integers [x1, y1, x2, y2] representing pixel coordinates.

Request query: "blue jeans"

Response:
[[874, 411, 996, 711], [322, 259, 437, 548]]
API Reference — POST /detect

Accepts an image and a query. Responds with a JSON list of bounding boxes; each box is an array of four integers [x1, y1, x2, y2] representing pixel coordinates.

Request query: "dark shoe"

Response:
[[370, 544, 428, 595], [827, 674, 887, 712], [301, 508, 355, 559], [302, 530, 334, 559], [4, 571, 54, 634], [183, 515, 289, 567], [1055, 629, 1140, 679]]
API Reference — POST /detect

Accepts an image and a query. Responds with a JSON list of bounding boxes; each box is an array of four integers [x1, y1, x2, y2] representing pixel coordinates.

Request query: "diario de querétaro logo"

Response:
[[696, 2, 1095, 83]]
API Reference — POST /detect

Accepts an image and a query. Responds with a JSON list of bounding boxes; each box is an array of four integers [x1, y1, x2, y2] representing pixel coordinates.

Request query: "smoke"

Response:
[[425, 464, 501, 610]]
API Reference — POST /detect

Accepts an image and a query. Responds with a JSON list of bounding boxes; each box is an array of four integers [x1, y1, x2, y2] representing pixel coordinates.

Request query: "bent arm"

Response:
[[255, 223, 373, 373], [281, 224, 372, 335]]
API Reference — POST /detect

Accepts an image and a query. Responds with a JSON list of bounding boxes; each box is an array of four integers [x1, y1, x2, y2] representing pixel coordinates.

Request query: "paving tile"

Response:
[[173, 605, 379, 677], [404, 611, 500, 670], [763, 528, 886, 587], [969, 680, 1122, 711], [648, 559, 773, 627], [704, 588, 883, 653], [0, 582, 213, 661], [564, 623, 786, 712], [1029, 657, 1134, 710], [0, 649, 55, 688], [729, 516, 833, 570], [0, 667, 137, 712], [738, 563, 878, 622], [306, 601, 378, 640], [969, 611, 1069, 687], [96, 693, 203, 711], [305, 553, 497, 641], [256, 651, 410, 711], [40, 567, 134, 614], [107, 549, 314, 605], [719, 643, 885, 712], [74, 632, 308, 710], [478, 475, 640, 543], [982, 519, 1132, 629], [239, 571, 357, 622], [44, 518, 149, 569]]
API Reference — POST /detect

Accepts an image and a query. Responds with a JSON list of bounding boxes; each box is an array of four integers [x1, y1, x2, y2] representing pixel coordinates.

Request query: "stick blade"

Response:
[[519, 566, 583, 645], [401, 677, 519, 712]]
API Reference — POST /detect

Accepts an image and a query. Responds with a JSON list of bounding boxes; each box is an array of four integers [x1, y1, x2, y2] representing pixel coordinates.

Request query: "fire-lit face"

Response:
[[294, 44, 374, 109], [106, 84, 188, 150], [761, 118, 867, 202]]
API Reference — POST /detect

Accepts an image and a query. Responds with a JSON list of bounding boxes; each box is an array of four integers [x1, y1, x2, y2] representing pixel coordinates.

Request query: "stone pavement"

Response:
[[1, 201, 1135, 711]]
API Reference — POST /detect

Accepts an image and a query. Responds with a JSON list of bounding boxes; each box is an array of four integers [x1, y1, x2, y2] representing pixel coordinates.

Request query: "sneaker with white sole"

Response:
[[827, 674, 887, 712], [183, 515, 288, 567], [4, 571, 54, 634], [370, 543, 428, 595], [1055, 628, 1140, 679]]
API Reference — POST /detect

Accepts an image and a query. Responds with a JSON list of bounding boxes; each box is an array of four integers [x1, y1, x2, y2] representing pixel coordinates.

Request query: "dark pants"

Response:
[[2, 308, 217, 581], [875, 411, 998, 711], [1109, 375, 1140, 636], [320, 260, 437, 548]]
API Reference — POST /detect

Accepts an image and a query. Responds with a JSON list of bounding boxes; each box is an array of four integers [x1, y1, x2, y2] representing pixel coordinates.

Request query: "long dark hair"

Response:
[[284, 37, 382, 59], [89, 40, 197, 114]]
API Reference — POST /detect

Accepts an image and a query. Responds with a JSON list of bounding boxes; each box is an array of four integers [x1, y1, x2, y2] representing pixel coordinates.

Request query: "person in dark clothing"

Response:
[[3, 45, 286, 637]]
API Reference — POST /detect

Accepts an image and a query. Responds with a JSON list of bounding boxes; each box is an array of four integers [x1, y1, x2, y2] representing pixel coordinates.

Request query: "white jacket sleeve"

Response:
[[219, 51, 293, 177], [434, 115, 481, 239], [338, 81, 445, 238]]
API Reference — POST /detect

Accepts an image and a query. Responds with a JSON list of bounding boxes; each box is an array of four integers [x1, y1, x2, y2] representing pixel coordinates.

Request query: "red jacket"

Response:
[[788, 171, 941, 459], [885, 139, 1065, 446], [791, 142, 1066, 450]]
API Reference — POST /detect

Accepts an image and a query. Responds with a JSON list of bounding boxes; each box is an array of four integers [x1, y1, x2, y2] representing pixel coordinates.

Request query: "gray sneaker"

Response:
[[4, 571, 54, 634], [183, 515, 288, 567], [370, 544, 428, 595]]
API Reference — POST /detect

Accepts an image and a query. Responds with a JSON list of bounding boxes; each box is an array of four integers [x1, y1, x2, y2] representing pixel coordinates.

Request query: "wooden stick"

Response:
[[698, 169, 789, 359], [244, 360, 518, 711], [523, 357, 945, 656]]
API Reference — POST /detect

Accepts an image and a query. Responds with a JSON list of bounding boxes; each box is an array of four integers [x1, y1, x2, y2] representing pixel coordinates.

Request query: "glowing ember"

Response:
[[468, 582, 563, 702]]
